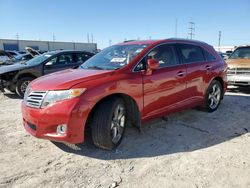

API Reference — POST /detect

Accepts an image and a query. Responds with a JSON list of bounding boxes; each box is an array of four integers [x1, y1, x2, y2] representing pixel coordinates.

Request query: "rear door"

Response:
[[141, 43, 187, 119], [176, 43, 214, 104]]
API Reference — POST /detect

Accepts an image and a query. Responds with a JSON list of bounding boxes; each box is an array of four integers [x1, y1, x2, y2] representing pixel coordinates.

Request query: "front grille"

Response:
[[228, 68, 250, 75], [25, 91, 47, 108]]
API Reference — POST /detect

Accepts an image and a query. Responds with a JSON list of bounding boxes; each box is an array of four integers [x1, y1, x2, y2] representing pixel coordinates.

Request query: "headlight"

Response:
[[41, 88, 86, 108]]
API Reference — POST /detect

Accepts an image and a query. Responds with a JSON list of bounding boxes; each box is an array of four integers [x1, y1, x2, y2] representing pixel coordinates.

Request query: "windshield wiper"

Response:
[[86, 66, 104, 70]]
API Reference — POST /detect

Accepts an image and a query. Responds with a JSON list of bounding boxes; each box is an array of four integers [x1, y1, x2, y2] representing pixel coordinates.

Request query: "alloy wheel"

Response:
[[110, 104, 125, 144], [20, 81, 30, 94], [208, 84, 221, 110]]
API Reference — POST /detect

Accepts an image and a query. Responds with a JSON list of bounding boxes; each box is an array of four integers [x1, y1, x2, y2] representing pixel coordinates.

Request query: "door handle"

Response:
[[177, 71, 185, 77], [205, 65, 212, 70]]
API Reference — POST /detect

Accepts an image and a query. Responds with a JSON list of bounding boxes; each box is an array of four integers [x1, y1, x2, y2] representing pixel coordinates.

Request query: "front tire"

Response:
[[204, 80, 222, 112], [16, 77, 34, 98], [91, 97, 126, 150]]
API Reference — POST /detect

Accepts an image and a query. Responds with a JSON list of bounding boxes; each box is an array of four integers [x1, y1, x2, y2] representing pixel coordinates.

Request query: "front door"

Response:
[[43, 53, 75, 75], [142, 44, 187, 119]]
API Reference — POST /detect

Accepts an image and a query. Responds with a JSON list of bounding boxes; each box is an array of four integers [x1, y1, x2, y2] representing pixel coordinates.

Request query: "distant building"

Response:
[[0, 39, 97, 53], [213, 46, 236, 53]]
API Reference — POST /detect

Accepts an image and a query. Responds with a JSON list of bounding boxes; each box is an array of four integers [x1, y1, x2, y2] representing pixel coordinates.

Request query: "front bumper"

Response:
[[22, 97, 92, 144], [227, 75, 250, 86]]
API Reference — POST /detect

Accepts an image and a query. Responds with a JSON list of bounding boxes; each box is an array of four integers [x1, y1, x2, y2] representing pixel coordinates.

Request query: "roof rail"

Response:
[[123, 40, 136, 43], [167, 38, 207, 44]]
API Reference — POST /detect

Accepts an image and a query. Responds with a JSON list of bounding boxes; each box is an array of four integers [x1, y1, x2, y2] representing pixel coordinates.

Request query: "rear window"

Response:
[[203, 49, 216, 61], [177, 44, 205, 64]]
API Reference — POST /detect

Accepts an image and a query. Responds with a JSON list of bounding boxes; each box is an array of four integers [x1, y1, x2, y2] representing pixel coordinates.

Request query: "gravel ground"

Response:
[[0, 87, 250, 188]]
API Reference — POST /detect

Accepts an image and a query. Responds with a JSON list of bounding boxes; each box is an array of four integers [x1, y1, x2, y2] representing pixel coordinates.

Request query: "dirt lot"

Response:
[[0, 87, 250, 188]]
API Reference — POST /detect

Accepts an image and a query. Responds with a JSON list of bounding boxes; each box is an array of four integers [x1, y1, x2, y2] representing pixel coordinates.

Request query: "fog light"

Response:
[[57, 124, 67, 134]]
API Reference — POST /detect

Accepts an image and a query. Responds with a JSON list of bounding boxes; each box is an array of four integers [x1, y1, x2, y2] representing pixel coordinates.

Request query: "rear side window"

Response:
[[177, 44, 205, 64], [203, 49, 216, 61], [75, 53, 92, 63]]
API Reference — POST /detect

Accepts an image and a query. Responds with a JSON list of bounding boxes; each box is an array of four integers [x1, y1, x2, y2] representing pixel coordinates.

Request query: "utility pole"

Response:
[[188, 21, 195, 39], [175, 19, 178, 37], [91, 34, 93, 43], [87, 33, 90, 43], [218, 31, 222, 47], [53, 34, 55, 42], [16, 33, 19, 51]]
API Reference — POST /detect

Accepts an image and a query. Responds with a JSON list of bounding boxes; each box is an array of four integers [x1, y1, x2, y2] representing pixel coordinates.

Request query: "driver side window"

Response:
[[148, 44, 178, 68], [49, 57, 57, 65], [134, 44, 179, 71], [45, 57, 57, 67]]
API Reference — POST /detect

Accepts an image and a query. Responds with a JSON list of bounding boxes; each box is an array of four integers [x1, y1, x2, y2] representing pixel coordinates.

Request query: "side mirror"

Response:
[[147, 58, 159, 70], [45, 61, 53, 68], [45, 61, 53, 66]]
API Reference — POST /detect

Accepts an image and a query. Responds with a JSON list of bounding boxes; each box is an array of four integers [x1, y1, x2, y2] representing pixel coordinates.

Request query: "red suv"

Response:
[[22, 39, 227, 150]]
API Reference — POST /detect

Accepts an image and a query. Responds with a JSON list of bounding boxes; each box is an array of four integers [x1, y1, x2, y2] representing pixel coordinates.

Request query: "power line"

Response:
[[188, 21, 195, 39]]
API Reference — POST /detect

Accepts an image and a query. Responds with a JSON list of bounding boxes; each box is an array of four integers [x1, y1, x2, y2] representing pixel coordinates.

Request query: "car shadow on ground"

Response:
[[227, 86, 250, 94], [53, 91, 250, 160], [0, 91, 21, 99]]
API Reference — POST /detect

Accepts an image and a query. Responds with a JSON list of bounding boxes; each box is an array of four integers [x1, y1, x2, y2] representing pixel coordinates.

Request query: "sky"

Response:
[[0, 0, 250, 49]]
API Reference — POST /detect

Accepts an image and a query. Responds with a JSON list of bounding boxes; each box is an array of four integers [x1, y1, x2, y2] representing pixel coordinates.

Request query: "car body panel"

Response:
[[142, 64, 187, 119]]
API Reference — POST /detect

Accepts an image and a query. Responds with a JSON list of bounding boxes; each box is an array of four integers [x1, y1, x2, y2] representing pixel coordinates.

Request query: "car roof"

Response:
[[117, 38, 209, 46], [47, 50, 93, 55]]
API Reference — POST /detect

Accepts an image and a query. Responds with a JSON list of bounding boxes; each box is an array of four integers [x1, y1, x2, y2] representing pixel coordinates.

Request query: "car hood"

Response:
[[226, 59, 250, 68], [31, 69, 113, 90], [0, 62, 31, 75]]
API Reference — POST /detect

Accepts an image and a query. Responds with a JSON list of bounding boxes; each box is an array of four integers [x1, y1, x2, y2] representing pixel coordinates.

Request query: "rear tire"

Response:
[[204, 80, 222, 112], [16, 77, 34, 98], [91, 97, 126, 150]]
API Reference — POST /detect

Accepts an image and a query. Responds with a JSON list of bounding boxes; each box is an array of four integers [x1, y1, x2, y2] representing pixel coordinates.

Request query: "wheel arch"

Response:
[[85, 93, 141, 133], [213, 76, 224, 90], [16, 73, 37, 80]]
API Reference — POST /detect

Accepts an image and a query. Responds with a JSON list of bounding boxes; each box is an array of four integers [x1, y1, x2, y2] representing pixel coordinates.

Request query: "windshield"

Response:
[[229, 47, 250, 59], [79, 44, 148, 70], [25, 53, 52, 65]]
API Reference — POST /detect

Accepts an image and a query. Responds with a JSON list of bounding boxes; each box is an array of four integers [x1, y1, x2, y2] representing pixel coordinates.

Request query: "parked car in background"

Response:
[[5, 51, 24, 61], [217, 51, 230, 60], [21, 39, 227, 150], [0, 50, 15, 66], [6, 47, 41, 62], [0, 50, 93, 96], [227, 45, 250, 86]]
